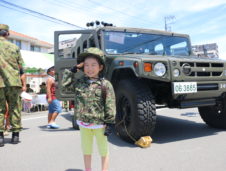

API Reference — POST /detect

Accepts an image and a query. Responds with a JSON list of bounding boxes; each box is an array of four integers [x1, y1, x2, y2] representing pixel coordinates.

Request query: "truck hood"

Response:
[[111, 53, 226, 63], [167, 55, 226, 63]]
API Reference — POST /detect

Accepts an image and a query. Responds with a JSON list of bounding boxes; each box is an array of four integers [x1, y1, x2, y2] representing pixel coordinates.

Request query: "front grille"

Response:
[[197, 83, 218, 91], [180, 62, 224, 77]]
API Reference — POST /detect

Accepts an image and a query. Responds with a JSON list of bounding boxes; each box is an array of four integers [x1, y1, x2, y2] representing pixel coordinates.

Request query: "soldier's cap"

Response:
[[47, 66, 54, 73], [78, 47, 105, 65], [0, 24, 9, 31]]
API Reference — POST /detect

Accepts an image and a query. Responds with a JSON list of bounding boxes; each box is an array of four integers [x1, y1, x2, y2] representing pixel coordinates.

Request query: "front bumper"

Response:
[[172, 81, 226, 100]]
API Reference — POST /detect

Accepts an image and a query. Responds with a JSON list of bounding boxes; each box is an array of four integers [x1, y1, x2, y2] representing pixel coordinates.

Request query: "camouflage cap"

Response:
[[78, 47, 105, 64], [0, 24, 9, 31]]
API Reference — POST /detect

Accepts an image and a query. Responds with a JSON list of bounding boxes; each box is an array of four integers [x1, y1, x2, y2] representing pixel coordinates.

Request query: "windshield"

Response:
[[103, 31, 191, 56]]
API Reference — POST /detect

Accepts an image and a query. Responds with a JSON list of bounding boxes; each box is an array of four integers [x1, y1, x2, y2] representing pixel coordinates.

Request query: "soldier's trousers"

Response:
[[0, 87, 22, 132]]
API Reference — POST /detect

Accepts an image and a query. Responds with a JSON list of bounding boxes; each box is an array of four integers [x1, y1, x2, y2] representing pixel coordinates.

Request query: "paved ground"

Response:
[[1, 108, 226, 171]]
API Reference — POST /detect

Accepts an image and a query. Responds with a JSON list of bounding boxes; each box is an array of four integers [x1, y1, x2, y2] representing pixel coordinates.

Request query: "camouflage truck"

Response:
[[54, 26, 226, 143]]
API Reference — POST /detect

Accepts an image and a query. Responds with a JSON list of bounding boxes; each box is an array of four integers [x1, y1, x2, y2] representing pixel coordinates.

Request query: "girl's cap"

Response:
[[78, 47, 105, 64]]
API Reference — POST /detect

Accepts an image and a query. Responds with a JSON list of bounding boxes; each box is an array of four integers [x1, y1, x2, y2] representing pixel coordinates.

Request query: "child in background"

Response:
[[62, 48, 116, 171], [46, 66, 62, 129]]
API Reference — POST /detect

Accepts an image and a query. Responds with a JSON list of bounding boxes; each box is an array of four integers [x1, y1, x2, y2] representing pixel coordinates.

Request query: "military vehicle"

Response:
[[54, 26, 226, 143]]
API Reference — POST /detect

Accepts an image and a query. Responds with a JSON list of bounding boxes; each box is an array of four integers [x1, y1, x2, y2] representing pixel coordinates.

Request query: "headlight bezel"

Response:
[[153, 62, 166, 77]]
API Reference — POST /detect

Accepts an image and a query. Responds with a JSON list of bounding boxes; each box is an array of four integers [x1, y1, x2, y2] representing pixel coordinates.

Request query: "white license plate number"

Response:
[[173, 82, 197, 94]]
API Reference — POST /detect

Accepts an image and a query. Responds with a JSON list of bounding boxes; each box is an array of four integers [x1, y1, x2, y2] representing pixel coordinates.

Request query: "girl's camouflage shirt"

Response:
[[62, 69, 116, 125]]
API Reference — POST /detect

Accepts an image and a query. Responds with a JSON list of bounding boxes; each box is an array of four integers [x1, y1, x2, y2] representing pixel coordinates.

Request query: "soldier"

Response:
[[0, 24, 26, 147], [26, 83, 34, 93], [62, 48, 116, 171], [38, 82, 46, 94]]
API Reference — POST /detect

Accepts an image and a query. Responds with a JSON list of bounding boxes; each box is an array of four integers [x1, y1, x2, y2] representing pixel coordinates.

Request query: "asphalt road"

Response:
[[1, 108, 226, 171]]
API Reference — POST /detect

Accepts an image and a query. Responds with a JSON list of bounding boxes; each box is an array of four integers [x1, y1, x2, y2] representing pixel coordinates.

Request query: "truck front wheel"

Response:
[[198, 103, 226, 128], [115, 79, 156, 143]]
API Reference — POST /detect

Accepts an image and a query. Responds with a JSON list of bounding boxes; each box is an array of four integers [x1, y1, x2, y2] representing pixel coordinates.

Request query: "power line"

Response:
[[0, 3, 66, 26], [46, 0, 125, 27], [47, 0, 125, 26], [51, 0, 161, 27], [0, 0, 85, 29], [87, 0, 161, 26]]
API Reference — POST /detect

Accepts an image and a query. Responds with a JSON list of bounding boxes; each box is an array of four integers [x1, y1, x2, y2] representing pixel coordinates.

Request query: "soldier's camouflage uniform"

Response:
[[62, 69, 116, 125], [0, 35, 24, 132]]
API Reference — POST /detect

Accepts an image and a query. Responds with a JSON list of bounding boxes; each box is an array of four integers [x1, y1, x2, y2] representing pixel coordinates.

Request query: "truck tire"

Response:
[[115, 79, 156, 143], [198, 104, 226, 129]]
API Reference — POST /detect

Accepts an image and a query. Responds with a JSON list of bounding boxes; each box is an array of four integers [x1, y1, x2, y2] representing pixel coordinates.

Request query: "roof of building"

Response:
[[9, 30, 53, 48]]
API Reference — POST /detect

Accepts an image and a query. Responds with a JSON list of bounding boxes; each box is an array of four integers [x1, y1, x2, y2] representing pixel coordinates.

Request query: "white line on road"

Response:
[[22, 115, 47, 121]]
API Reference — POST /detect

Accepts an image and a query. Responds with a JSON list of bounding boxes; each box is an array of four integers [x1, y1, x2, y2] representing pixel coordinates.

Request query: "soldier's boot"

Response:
[[0, 132, 4, 147], [11, 132, 20, 144]]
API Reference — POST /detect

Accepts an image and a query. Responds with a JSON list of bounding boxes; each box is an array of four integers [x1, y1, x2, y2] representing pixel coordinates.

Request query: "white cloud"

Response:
[[168, 0, 226, 12]]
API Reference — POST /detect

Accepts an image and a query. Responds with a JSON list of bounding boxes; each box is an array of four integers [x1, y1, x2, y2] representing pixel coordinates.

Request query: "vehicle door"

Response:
[[54, 30, 99, 100]]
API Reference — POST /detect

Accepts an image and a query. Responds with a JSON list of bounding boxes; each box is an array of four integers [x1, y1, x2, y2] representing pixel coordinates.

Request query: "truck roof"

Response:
[[97, 26, 190, 38]]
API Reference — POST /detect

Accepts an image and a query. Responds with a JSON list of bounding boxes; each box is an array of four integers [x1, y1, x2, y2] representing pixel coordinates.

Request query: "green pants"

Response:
[[0, 87, 22, 132], [79, 127, 109, 156]]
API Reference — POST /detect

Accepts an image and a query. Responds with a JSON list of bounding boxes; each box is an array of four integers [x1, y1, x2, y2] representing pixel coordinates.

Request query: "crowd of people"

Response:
[[0, 24, 116, 171], [25, 82, 47, 94]]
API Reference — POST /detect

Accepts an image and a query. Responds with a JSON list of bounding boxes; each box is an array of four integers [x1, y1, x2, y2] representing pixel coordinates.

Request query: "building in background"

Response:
[[8, 30, 54, 93], [48, 38, 77, 58], [8, 30, 53, 53], [192, 43, 219, 58]]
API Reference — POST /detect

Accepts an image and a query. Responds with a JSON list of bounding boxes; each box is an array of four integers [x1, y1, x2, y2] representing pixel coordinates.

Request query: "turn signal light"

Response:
[[133, 61, 139, 68], [144, 63, 152, 72]]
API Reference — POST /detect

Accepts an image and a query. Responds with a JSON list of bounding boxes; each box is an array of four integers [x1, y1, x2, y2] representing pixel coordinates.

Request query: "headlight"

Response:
[[154, 62, 166, 77], [173, 69, 180, 77]]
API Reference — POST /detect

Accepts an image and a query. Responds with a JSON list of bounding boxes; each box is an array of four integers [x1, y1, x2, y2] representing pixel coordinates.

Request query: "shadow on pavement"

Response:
[[108, 129, 137, 148], [152, 114, 224, 144], [2, 138, 13, 144], [37, 113, 76, 132], [50, 111, 223, 147], [65, 169, 83, 171], [109, 111, 225, 146], [61, 113, 73, 122], [63, 112, 136, 147], [38, 125, 76, 132], [22, 128, 30, 131]]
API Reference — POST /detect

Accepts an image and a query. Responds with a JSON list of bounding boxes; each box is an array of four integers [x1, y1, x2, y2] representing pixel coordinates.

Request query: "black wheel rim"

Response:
[[210, 105, 224, 117]]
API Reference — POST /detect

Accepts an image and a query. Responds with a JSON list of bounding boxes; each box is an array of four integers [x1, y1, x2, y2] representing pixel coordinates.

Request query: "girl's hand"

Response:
[[77, 62, 84, 69]]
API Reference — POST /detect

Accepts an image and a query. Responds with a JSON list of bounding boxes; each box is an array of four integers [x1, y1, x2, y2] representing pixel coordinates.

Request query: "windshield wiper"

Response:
[[120, 52, 144, 55]]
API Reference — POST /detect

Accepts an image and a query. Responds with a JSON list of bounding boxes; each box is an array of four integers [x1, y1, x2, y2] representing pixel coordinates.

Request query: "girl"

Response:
[[62, 47, 116, 171]]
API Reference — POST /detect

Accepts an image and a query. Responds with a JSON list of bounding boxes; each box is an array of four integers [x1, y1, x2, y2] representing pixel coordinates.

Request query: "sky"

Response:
[[1, 0, 226, 59]]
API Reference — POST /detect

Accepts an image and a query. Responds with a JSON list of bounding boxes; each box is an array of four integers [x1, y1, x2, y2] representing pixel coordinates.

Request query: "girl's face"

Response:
[[84, 57, 103, 79]]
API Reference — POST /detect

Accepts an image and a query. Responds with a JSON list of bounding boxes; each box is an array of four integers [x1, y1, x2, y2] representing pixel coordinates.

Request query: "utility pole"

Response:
[[164, 15, 176, 31]]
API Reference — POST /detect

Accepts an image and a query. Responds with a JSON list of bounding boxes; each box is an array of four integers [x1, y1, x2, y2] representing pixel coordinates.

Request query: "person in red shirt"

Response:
[[46, 66, 62, 129]]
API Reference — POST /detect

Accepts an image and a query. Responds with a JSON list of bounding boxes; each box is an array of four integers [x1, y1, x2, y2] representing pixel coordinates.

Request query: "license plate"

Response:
[[173, 82, 197, 94]]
